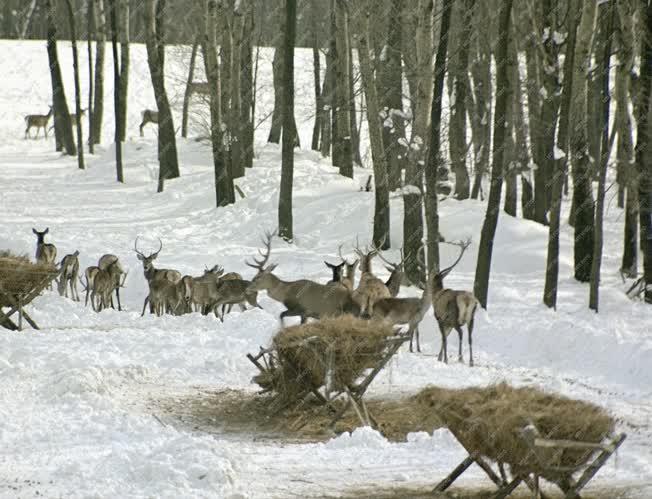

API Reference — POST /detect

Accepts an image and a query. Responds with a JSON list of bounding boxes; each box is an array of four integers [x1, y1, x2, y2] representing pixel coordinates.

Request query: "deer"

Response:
[[57, 251, 80, 301], [24, 106, 53, 139], [351, 239, 391, 318], [98, 254, 127, 311], [141, 276, 192, 317], [139, 109, 158, 137], [432, 239, 479, 367], [190, 269, 224, 315], [134, 237, 181, 315], [33, 228, 57, 266], [324, 260, 345, 285], [211, 279, 262, 321], [90, 268, 114, 312], [371, 247, 432, 353], [246, 231, 359, 325], [324, 244, 357, 291], [81, 266, 100, 308], [376, 248, 408, 297]]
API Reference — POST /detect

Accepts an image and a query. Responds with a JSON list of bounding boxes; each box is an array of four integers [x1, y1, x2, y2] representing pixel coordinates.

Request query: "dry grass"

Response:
[[0, 251, 58, 305], [413, 383, 615, 480], [259, 315, 397, 400]]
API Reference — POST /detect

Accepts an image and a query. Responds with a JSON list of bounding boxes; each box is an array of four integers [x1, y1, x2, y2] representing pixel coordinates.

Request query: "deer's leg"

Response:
[[455, 326, 464, 362], [416, 326, 421, 353], [116, 287, 122, 311], [468, 316, 475, 367], [437, 323, 451, 363], [141, 297, 149, 317], [139, 123, 145, 137], [409, 325, 414, 353]]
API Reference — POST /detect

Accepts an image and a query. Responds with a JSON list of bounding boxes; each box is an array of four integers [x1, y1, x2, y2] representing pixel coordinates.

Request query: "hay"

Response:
[[263, 315, 396, 400], [414, 383, 615, 479], [0, 250, 58, 305]]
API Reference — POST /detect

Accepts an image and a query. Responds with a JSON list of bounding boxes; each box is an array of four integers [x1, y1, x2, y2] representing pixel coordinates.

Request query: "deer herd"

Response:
[[30, 227, 479, 366]]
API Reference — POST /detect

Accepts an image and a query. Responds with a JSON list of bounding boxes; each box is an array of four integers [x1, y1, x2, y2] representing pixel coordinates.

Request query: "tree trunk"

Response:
[[91, 0, 105, 145], [358, 5, 390, 249], [86, 0, 94, 154], [181, 37, 200, 138], [109, 0, 123, 182], [424, 0, 454, 272], [570, 0, 598, 283], [64, 0, 85, 170], [268, 45, 283, 144], [589, 2, 615, 312], [279, 0, 296, 242], [310, 0, 321, 152], [203, 0, 234, 207], [230, 5, 245, 179], [473, 0, 513, 309], [320, 47, 333, 157], [449, 0, 474, 201], [117, 0, 129, 142], [144, 0, 180, 193], [333, 0, 353, 178], [348, 27, 362, 167], [543, 0, 580, 309], [240, 4, 254, 169], [45, 0, 75, 156], [636, 1, 652, 303], [503, 31, 517, 217]]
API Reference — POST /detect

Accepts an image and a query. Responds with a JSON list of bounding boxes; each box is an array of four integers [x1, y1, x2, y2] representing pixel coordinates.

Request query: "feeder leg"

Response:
[[492, 476, 522, 499], [475, 456, 503, 486], [433, 455, 475, 492], [18, 296, 23, 331]]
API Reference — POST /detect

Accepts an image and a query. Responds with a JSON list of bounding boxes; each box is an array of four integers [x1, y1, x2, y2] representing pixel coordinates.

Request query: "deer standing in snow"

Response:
[[57, 250, 80, 301], [351, 240, 391, 317], [139, 110, 158, 136], [24, 106, 53, 138]]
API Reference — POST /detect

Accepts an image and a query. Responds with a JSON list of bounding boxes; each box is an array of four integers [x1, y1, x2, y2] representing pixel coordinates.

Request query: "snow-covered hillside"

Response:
[[0, 41, 651, 498]]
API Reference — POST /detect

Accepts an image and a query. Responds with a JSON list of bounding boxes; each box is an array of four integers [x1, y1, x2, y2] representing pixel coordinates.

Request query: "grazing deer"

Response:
[[24, 106, 53, 139], [211, 279, 262, 321], [432, 240, 479, 366], [81, 265, 100, 308], [139, 109, 158, 136], [372, 248, 432, 352], [57, 250, 80, 301], [98, 254, 127, 311], [135, 237, 181, 315], [246, 231, 359, 325], [351, 241, 390, 317]]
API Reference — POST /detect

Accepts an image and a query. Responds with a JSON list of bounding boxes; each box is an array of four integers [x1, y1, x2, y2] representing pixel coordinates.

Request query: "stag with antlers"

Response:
[[134, 237, 182, 315]]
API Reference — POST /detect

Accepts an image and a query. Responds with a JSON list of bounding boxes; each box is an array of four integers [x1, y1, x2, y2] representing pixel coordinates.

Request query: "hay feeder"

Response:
[[247, 315, 409, 429], [419, 384, 626, 499], [0, 251, 59, 330]]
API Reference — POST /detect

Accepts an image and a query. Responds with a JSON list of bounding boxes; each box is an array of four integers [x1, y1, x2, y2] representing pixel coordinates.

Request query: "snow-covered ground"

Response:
[[1, 40, 651, 498]]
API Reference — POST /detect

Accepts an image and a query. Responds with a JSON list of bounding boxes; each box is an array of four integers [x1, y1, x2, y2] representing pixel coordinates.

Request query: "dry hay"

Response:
[[0, 250, 58, 305], [258, 315, 396, 400], [414, 383, 615, 480]]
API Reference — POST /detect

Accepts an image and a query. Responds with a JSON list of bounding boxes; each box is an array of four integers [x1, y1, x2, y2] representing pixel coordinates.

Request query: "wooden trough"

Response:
[[0, 251, 59, 330], [247, 315, 409, 429]]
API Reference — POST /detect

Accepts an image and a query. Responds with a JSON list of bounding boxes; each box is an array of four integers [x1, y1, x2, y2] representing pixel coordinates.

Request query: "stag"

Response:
[[139, 109, 158, 136], [376, 248, 408, 297], [432, 240, 479, 366], [135, 237, 181, 315], [98, 254, 127, 311], [57, 250, 80, 301], [351, 240, 390, 317], [246, 231, 358, 324], [24, 106, 53, 139]]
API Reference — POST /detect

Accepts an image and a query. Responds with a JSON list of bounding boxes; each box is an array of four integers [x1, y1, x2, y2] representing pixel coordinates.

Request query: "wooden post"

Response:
[[18, 295, 23, 331], [433, 455, 475, 492]]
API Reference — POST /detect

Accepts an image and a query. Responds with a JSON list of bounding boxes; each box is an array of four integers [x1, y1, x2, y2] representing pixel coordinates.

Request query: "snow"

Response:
[[1, 40, 652, 498], [554, 145, 567, 159]]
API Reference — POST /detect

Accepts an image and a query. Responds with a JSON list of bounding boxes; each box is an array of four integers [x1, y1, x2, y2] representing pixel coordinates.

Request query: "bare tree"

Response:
[[109, 0, 123, 182], [91, 0, 106, 145], [333, 0, 353, 178], [181, 36, 200, 138], [117, 0, 129, 142], [87, 0, 94, 154], [63, 0, 85, 170]]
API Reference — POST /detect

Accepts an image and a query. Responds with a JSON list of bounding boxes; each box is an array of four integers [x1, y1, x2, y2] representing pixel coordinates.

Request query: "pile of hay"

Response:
[[0, 250, 57, 305], [257, 315, 396, 400], [414, 383, 615, 479]]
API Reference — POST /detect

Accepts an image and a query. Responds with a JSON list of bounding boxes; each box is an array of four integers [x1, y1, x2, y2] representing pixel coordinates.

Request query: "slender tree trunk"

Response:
[[230, 7, 245, 179], [636, 1, 652, 303], [473, 0, 513, 309], [570, 0, 598, 283], [310, 0, 321, 152], [424, 0, 454, 272], [91, 0, 105, 145], [203, 0, 234, 206], [87, 0, 94, 154], [348, 29, 362, 167], [240, 4, 254, 168], [45, 0, 75, 156], [333, 0, 353, 178], [279, 0, 296, 242], [144, 0, 180, 193], [117, 0, 129, 142], [268, 46, 283, 144], [358, 4, 390, 249], [503, 31, 517, 217], [590, 2, 615, 312], [449, 0, 474, 200], [181, 37, 200, 138], [320, 47, 333, 157], [64, 0, 85, 170], [543, 0, 580, 309], [109, 0, 123, 182]]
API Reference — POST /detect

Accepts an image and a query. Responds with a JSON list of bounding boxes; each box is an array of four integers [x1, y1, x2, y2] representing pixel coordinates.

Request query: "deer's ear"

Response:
[[267, 263, 278, 273], [324, 261, 333, 269], [136, 254, 144, 261], [32, 228, 37, 234], [44, 228, 49, 234]]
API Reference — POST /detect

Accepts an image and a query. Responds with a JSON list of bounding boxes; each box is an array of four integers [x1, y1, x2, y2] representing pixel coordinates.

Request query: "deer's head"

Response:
[[246, 230, 278, 291], [134, 236, 162, 272], [32, 227, 49, 244]]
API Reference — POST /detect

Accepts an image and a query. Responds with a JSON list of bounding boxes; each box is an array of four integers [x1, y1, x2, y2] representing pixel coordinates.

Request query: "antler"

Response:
[[134, 236, 145, 258], [439, 238, 472, 277], [246, 230, 275, 271], [152, 238, 163, 259]]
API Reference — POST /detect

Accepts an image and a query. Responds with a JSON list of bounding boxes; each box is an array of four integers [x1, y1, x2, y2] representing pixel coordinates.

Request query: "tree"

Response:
[[473, 0, 514, 309], [91, 0, 106, 146], [332, 0, 353, 178], [86, 0, 94, 154], [117, 0, 129, 142], [44, 0, 75, 156], [109, 0, 123, 182], [203, 0, 234, 207], [63, 0, 85, 170], [279, 0, 296, 242], [144, 0, 180, 193], [181, 37, 200, 138], [240, 2, 255, 169], [310, 0, 322, 151]]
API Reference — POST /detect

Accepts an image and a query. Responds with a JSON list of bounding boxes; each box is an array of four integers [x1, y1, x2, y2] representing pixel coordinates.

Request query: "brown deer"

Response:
[[432, 240, 479, 366], [33, 228, 57, 266], [212, 279, 262, 321], [81, 266, 100, 308], [139, 109, 158, 137], [24, 106, 53, 138], [90, 268, 114, 312], [352, 240, 390, 317], [332, 244, 359, 291], [372, 248, 432, 352], [98, 254, 127, 311], [57, 250, 80, 301], [376, 248, 408, 297], [135, 237, 181, 315], [246, 231, 359, 324], [141, 275, 192, 317], [190, 267, 224, 314]]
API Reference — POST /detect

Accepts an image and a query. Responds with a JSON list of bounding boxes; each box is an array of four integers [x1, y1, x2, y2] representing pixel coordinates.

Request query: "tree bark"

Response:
[[64, 0, 85, 170], [181, 37, 200, 138], [473, 0, 513, 309], [144, 0, 180, 193], [310, 0, 321, 152], [570, 0, 598, 283], [333, 0, 353, 178], [279, 0, 296, 242], [91, 0, 105, 145], [109, 0, 123, 182], [117, 0, 129, 142], [320, 47, 333, 157], [230, 4, 245, 179], [240, 3, 254, 169], [86, 0, 94, 154]]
